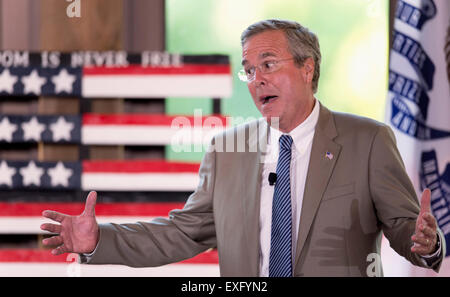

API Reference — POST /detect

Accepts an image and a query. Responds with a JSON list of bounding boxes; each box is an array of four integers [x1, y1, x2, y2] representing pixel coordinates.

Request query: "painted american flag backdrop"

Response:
[[0, 50, 231, 276], [0, 51, 231, 98]]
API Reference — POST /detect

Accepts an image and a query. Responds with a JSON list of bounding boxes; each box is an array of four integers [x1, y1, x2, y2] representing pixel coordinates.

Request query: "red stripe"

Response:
[[0, 250, 70, 263], [83, 64, 230, 76], [0, 249, 219, 264], [180, 249, 219, 264], [0, 202, 185, 216], [82, 113, 228, 126], [82, 160, 200, 173]]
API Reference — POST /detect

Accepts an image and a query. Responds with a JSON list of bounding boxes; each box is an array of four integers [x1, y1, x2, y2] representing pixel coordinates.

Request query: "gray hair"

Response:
[[241, 19, 321, 93]]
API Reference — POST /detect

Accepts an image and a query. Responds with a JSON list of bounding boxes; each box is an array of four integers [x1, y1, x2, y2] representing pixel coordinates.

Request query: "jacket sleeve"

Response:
[[369, 125, 444, 272], [79, 143, 217, 267]]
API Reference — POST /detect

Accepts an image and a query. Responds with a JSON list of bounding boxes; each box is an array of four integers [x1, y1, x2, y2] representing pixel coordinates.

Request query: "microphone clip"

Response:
[[268, 172, 277, 186]]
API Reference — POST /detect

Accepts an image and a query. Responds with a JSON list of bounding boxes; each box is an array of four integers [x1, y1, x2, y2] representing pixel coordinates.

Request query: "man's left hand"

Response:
[[411, 188, 438, 256]]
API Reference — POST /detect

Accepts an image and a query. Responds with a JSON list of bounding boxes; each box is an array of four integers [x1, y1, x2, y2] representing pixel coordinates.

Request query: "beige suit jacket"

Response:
[[81, 104, 444, 276]]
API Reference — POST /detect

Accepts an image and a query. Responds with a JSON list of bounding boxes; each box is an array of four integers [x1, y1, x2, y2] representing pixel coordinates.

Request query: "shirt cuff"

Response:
[[419, 230, 443, 267], [83, 243, 99, 257]]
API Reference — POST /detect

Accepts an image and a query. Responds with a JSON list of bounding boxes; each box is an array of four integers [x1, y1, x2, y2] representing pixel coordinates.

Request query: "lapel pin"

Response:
[[325, 151, 333, 160]]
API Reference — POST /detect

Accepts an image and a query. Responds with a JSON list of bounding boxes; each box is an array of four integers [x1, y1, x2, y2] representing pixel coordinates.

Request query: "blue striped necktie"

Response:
[[269, 134, 293, 277]]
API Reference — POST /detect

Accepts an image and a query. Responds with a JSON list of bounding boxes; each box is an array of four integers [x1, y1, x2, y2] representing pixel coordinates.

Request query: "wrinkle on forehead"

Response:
[[241, 30, 290, 65]]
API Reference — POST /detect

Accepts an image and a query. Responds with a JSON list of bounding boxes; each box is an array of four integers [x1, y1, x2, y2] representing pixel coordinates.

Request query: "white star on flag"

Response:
[[0, 117, 18, 142], [48, 162, 73, 187], [0, 69, 18, 93], [21, 69, 46, 95], [0, 161, 16, 187], [21, 117, 46, 141], [49, 116, 74, 141], [19, 161, 44, 186], [52, 69, 76, 94]]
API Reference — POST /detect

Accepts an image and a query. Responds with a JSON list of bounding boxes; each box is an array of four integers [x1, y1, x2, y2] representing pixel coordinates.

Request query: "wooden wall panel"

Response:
[[39, 0, 125, 161], [40, 0, 123, 51]]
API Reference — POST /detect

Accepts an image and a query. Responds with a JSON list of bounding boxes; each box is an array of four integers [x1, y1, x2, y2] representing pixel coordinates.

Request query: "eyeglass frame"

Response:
[[237, 57, 296, 82]]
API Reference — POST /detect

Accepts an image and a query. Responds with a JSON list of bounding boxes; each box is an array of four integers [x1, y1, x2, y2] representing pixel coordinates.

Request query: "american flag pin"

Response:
[[325, 151, 333, 160]]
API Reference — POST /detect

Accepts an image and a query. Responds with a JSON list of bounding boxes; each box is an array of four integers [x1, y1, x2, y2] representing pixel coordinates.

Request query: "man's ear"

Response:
[[301, 57, 315, 84]]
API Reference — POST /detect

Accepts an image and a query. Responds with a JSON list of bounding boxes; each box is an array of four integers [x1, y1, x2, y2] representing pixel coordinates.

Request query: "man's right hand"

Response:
[[40, 191, 99, 255]]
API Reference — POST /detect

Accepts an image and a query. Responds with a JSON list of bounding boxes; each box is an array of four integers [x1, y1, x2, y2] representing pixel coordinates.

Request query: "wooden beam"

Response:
[[40, 0, 123, 51], [39, 0, 125, 162]]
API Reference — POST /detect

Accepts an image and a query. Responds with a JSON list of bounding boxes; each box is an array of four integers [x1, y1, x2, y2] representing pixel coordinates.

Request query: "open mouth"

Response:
[[261, 95, 278, 105]]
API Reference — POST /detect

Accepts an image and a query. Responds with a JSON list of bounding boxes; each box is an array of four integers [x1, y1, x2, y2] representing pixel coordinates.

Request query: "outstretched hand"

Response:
[[40, 191, 99, 255], [411, 188, 438, 256]]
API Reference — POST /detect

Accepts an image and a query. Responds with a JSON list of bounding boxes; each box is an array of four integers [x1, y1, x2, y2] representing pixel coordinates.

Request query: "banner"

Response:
[[385, 0, 450, 276], [0, 52, 231, 98]]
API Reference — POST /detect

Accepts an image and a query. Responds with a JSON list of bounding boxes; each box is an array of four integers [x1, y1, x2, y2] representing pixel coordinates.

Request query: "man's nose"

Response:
[[252, 67, 267, 85]]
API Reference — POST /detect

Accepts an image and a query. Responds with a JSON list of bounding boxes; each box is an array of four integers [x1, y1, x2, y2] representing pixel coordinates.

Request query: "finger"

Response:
[[411, 238, 433, 253], [83, 191, 97, 217], [40, 223, 62, 234], [411, 242, 424, 250], [42, 235, 63, 246], [420, 188, 431, 214], [411, 244, 431, 255], [418, 224, 436, 238], [411, 235, 429, 246], [42, 210, 66, 223], [422, 213, 437, 229], [51, 245, 68, 255]]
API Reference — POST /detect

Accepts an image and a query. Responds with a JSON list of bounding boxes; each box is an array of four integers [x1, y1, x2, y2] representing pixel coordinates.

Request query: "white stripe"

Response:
[[0, 263, 219, 277], [82, 74, 232, 98], [0, 216, 160, 234], [82, 126, 225, 145], [81, 173, 198, 191]]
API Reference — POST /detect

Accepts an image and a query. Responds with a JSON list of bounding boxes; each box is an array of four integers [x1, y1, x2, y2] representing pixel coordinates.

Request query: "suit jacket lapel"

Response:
[[294, 104, 341, 267], [242, 119, 269, 277]]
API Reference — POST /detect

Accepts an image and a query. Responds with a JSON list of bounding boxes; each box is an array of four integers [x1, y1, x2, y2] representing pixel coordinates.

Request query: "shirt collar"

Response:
[[268, 99, 320, 155]]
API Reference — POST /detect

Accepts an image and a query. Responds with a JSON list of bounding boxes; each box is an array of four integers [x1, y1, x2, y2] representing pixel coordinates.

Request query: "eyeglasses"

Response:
[[237, 58, 295, 82]]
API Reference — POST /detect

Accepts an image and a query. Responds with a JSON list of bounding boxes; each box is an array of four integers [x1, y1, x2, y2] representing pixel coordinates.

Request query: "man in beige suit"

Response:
[[41, 19, 445, 276]]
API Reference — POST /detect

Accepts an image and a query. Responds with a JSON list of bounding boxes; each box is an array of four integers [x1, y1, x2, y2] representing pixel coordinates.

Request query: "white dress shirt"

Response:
[[259, 99, 320, 277]]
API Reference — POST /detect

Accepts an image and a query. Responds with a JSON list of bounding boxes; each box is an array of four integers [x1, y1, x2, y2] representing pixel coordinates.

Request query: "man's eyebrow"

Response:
[[260, 52, 277, 59], [242, 52, 278, 66]]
